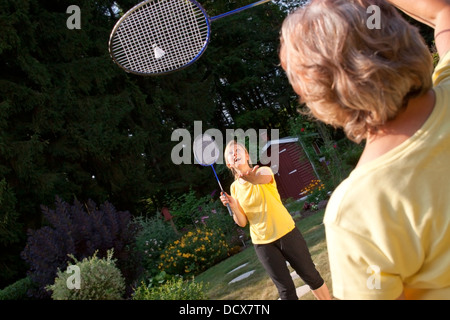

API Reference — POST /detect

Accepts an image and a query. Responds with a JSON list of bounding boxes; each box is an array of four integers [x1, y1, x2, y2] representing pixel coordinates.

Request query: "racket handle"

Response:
[[226, 203, 233, 216]]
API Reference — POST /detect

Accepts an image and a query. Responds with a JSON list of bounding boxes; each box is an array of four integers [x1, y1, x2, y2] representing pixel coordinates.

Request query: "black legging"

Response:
[[254, 227, 324, 300]]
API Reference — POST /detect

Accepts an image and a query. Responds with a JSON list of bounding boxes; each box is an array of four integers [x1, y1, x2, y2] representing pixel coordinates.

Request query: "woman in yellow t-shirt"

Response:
[[219, 140, 331, 300], [279, 0, 450, 299]]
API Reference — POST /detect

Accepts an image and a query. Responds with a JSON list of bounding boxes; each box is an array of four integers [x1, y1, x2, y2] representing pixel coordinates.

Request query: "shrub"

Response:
[[301, 179, 329, 206], [0, 277, 35, 300], [162, 188, 245, 247], [132, 276, 207, 300], [145, 270, 172, 288], [134, 215, 179, 278], [47, 249, 125, 300], [158, 227, 229, 276], [21, 196, 136, 299], [203, 205, 248, 249], [0, 179, 21, 246], [166, 189, 207, 229], [0, 179, 24, 286], [195, 199, 236, 238]]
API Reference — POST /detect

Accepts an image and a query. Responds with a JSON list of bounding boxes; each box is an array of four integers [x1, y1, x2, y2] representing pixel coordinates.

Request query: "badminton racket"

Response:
[[192, 134, 233, 216], [109, 0, 272, 75]]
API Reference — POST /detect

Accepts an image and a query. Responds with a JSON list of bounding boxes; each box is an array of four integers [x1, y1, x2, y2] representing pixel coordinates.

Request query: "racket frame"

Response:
[[108, 0, 271, 76], [192, 134, 233, 216], [109, 0, 211, 76]]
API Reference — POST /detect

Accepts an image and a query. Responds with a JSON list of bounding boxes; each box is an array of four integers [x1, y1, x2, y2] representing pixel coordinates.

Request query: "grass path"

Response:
[[195, 209, 331, 300]]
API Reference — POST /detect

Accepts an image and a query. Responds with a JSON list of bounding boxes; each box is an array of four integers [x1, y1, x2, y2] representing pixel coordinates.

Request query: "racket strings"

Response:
[[193, 136, 220, 166], [158, 1, 208, 69], [114, 2, 166, 72], [110, 0, 209, 75], [120, 11, 154, 70]]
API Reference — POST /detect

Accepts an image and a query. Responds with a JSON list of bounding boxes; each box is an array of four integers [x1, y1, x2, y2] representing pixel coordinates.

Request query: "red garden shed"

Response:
[[260, 137, 320, 200]]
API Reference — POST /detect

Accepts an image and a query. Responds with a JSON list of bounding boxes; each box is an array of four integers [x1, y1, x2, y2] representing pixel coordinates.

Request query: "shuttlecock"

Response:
[[153, 44, 165, 59]]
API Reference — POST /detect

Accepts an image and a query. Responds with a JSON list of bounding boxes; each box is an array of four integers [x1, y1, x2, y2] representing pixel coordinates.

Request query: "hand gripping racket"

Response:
[[109, 0, 271, 76], [192, 134, 233, 216]]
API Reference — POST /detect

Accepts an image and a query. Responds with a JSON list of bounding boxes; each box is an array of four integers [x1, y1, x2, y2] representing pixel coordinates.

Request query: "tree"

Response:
[[201, 0, 298, 135], [0, 179, 23, 287], [1, 0, 159, 216], [0, 0, 306, 287], [0, 0, 159, 285]]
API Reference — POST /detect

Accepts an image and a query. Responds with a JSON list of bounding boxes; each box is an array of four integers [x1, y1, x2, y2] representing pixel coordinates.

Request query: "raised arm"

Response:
[[388, 0, 450, 56]]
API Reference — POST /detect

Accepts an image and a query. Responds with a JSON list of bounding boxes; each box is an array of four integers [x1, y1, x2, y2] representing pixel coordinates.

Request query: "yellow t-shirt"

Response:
[[230, 167, 295, 244], [324, 50, 450, 300]]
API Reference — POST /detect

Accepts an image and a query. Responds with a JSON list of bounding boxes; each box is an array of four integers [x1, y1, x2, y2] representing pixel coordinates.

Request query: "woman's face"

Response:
[[226, 144, 248, 171]]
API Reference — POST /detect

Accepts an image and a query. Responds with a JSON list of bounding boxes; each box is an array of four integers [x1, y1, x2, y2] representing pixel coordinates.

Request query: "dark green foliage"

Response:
[[21, 197, 136, 299], [202, 0, 298, 135], [0, 277, 35, 300], [133, 276, 207, 300], [0, 179, 25, 286], [0, 0, 321, 289], [0, 0, 163, 217], [0, 0, 170, 285], [134, 215, 180, 278]]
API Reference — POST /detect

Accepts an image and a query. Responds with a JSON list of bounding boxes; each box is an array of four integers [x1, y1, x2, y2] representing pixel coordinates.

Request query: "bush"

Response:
[[134, 215, 179, 278], [0, 179, 24, 286], [167, 189, 243, 247], [21, 196, 136, 299], [158, 227, 229, 276], [0, 277, 35, 300], [0, 179, 21, 246], [204, 208, 247, 248], [166, 189, 207, 229], [301, 179, 329, 210], [132, 276, 207, 300], [46, 249, 125, 300]]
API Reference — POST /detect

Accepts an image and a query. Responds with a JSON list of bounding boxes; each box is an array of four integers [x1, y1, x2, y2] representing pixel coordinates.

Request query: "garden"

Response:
[[0, 182, 332, 301], [0, 189, 242, 300], [0, 108, 363, 300]]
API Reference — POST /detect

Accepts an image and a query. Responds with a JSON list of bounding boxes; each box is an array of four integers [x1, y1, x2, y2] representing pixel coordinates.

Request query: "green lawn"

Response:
[[195, 209, 331, 300]]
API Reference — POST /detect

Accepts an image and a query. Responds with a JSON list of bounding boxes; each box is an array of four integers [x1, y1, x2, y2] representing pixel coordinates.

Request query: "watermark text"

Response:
[[66, 265, 81, 289], [171, 121, 279, 173], [66, 5, 81, 30]]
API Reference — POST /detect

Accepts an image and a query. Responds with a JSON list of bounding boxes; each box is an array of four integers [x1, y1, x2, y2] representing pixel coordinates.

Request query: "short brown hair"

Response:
[[280, 0, 433, 142]]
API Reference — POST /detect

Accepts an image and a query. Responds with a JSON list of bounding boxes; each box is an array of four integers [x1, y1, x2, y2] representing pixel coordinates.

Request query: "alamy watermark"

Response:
[[66, 5, 81, 30], [171, 121, 280, 173], [65, 4, 381, 30], [66, 265, 81, 290], [366, 5, 381, 30], [366, 265, 381, 290]]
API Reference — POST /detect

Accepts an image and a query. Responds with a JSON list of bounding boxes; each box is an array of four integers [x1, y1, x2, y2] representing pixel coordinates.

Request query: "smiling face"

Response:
[[225, 142, 251, 174]]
